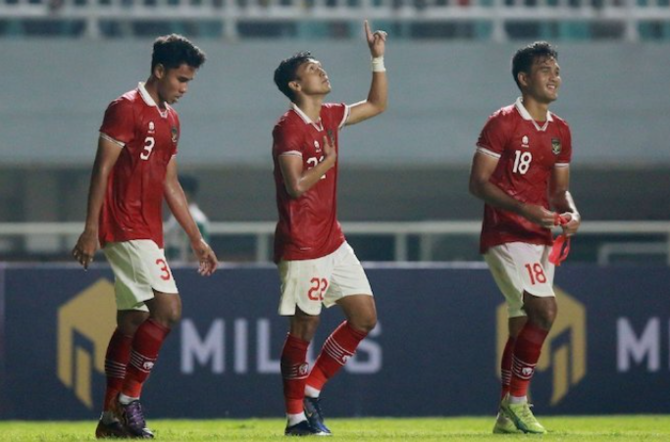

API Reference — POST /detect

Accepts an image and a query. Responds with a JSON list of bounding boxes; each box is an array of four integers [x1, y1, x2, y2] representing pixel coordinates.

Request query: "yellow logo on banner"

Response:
[[496, 287, 586, 405], [57, 278, 116, 408]]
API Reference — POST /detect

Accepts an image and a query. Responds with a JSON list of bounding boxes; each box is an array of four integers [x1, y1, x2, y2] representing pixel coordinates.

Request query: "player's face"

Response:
[[524, 56, 561, 104], [294, 59, 331, 96], [156, 63, 198, 105]]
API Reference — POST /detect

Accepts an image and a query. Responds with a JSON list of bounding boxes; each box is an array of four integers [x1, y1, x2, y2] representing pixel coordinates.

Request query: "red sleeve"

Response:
[[476, 111, 510, 156], [173, 112, 180, 157], [273, 120, 303, 157], [99, 98, 135, 145], [322, 102, 347, 129], [557, 123, 572, 164]]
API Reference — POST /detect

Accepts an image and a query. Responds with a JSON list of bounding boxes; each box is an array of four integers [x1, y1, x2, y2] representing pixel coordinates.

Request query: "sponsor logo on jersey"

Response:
[[496, 287, 586, 405], [57, 279, 117, 409], [551, 138, 562, 155]]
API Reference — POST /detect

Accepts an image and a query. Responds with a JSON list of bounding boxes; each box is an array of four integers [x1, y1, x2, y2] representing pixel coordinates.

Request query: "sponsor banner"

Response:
[[0, 264, 669, 419]]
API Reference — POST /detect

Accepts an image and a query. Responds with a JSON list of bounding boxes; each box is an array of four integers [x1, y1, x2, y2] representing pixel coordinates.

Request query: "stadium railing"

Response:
[[1, 0, 670, 41], [1, 220, 669, 264]]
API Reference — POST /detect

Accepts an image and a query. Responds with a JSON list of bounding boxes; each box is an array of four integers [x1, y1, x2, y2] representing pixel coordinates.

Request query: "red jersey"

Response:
[[272, 102, 350, 262], [476, 98, 572, 253], [98, 83, 180, 248]]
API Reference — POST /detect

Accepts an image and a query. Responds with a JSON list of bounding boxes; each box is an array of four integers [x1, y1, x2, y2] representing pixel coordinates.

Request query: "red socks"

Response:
[[510, 323, 549, 398], [500, 336, 516, 400], [103, 329, 133, 411], [281, 334, 310, 414], [281, 322, 368, 414], [306, 321, 368, 392], [121, 319, 170, 399]]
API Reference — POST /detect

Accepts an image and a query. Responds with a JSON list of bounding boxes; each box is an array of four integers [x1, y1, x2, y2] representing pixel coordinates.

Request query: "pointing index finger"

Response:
[[364, 20, 372, 41]]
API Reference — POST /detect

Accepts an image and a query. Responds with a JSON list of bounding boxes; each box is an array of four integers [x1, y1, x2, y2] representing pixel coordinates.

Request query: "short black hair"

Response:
[[151, 34, 206, 73], [512, 41, 558, 90], [273, 51, 313, 102]]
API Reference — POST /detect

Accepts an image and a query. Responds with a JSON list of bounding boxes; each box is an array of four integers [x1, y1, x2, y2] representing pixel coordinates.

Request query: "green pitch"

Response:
[[2, 416, 670, 441]]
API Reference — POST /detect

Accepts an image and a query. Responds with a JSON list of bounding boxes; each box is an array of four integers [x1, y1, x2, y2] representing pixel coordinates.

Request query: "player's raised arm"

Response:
[[346, 20, 388, 126]]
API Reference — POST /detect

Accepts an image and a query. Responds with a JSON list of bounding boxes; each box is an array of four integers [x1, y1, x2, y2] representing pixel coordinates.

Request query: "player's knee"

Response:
[[360, 319, 377, 334], [545, 302, 558, 324], [151, 306, 181, 328], [524, 294, 557, 330], [165, 309, 182, 327], [117, 311, 149, 335], [147, 292, 182, 327], [530, 307, 556, 330], [350, 314, 377, 334]]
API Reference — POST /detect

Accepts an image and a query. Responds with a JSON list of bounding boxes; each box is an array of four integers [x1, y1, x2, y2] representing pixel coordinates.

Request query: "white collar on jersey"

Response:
[[514, 97, 553, 132], [290, 102, 324, 131], [138, 82, 169, 119]]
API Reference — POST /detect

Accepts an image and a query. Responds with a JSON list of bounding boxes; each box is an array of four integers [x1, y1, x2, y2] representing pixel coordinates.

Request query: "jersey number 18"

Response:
[[512, 150, 532, 174]]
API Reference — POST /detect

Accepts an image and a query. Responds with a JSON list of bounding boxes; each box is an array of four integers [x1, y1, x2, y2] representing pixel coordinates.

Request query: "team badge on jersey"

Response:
[[521, 135, 530, 148], [171, 126, 179, 144], [314, 140, 321, 152], [148, 121, 155, 134], [551, 138, 562, 155]]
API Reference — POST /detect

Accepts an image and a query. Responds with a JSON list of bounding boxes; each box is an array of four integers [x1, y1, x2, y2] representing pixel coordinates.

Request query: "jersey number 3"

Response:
[[155, 259, 172, 281], [140, 136, 155, 161]]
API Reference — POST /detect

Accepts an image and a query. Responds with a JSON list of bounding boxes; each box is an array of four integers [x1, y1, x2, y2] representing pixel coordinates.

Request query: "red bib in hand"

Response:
[[549, 214, 571, 266]]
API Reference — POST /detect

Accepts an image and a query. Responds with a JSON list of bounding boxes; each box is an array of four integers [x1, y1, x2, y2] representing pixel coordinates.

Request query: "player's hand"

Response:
[[72, 230, 99, 270], [192, 238, 218, 276], [558, 211, 581, 237], [520, 204, 557, 229], [364, 20, 387, 58]]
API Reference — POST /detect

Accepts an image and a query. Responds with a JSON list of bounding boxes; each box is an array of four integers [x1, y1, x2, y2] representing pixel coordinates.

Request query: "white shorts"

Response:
[[277, 242, 373, 316], [483, 242, 555, 318], [103, 240, 179, 312]]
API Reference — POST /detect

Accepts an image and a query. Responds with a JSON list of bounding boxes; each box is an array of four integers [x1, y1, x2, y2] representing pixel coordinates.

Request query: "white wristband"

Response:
[[371, 56, 386, 73]]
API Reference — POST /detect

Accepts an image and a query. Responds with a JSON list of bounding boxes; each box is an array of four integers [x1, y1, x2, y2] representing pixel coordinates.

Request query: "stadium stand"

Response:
[[1, 1, 669, 263], [1, 0, 670, 40]]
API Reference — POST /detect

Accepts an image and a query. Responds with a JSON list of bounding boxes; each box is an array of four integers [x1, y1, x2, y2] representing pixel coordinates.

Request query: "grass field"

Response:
[[2, 416, 670, 441]]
